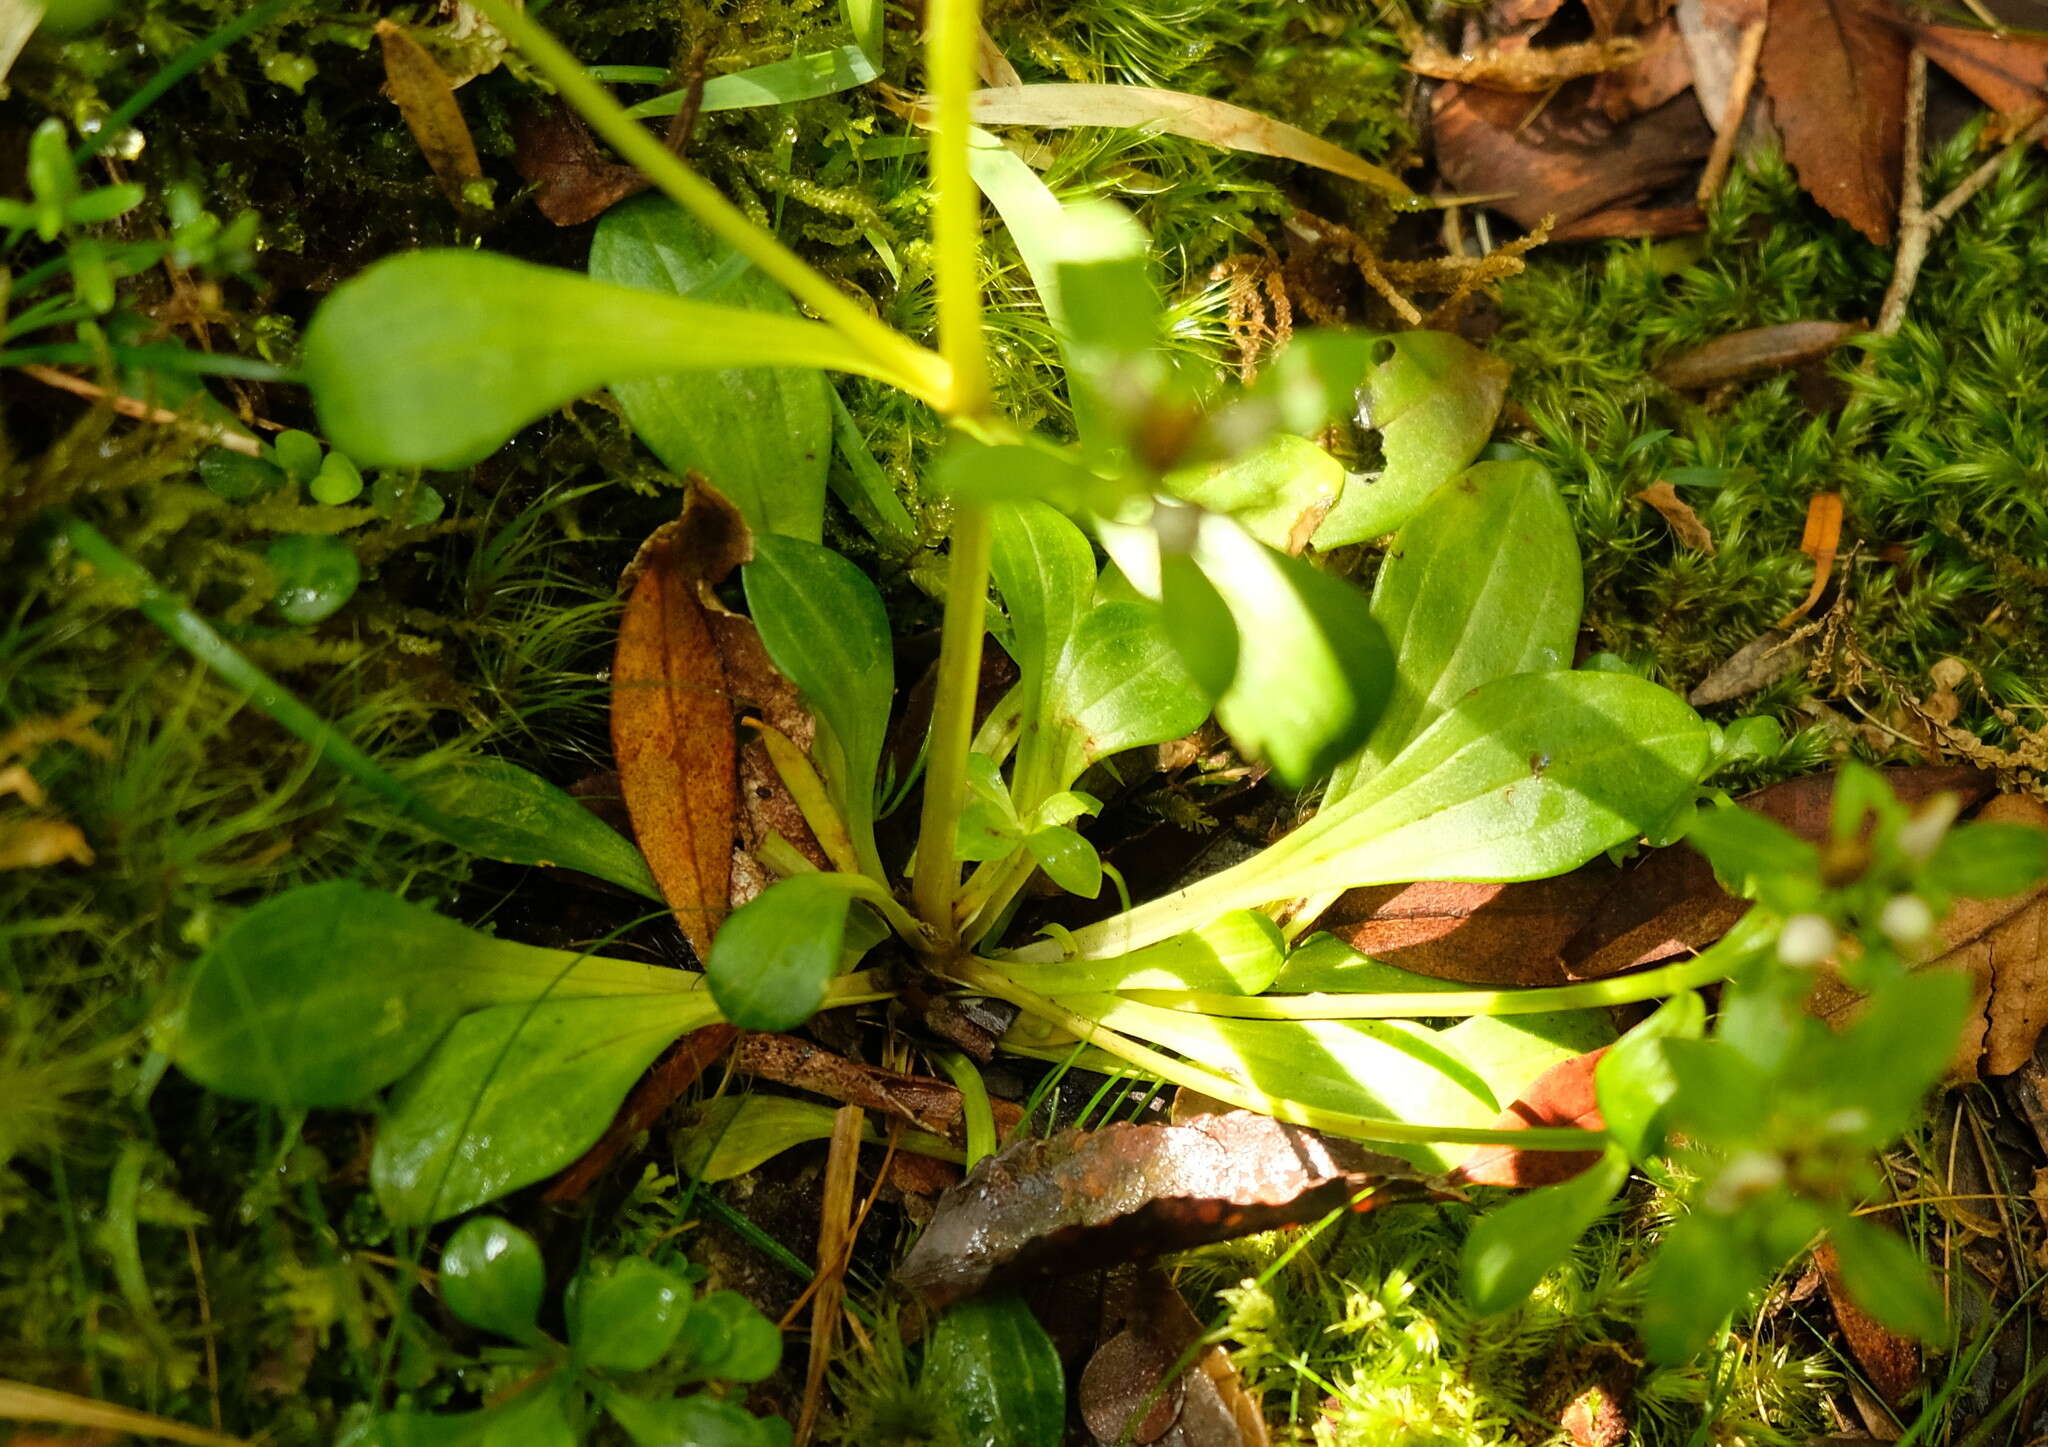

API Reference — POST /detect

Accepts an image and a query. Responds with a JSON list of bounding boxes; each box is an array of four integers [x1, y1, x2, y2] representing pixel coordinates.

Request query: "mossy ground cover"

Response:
[[4, 2, 2046, 1442]]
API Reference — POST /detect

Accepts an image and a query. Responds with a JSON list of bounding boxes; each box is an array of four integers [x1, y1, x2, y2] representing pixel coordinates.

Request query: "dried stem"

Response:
[[1695, 18, 1767, 209]]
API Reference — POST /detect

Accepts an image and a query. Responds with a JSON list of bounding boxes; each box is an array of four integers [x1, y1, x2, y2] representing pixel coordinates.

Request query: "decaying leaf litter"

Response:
[[12, 2, 2048, 1447]]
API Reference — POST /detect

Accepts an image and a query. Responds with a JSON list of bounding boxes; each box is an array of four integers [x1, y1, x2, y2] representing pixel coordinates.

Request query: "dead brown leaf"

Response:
[[512, 104, 650, 226], [1927, 793, 2048, 1077], [0, 818, 93, 870], [1409, 35, 1648, 92], [1432, 84, 1713, 233], [1759, 0, 1909, 243], [376, 20, 484, 209], [1913, 24, 2048, 134], [1636, 480, 1716, 552], [611, 492, 745, 958], [897, 1112, 1435, 1309], [1686, 627, 1804, 706], [1653, 320, 1861, 387], [731, 1033, 1024, 1146], [1594, 18, 1697, 120], [1318, 871, 1620, 987], [1454, 1048, 1609, 1186], [1815, 1239, 1921, 1405], [1081, 1270, 1268, 1447], [1677, 0, 1769, 129]]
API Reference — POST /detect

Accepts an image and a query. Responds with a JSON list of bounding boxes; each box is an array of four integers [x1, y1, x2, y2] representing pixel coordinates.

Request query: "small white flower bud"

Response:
[[1705, 1151, 1786, 1214], [1777, 913, 1837, 968], [1879, 893, 1936, 946]]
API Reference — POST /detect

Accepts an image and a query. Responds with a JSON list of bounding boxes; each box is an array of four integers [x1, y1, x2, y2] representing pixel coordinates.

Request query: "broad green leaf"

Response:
[[568, 1257, 692, 1372], [305, 251, 903, 470], [677, 1094, 960, 1182], [923, 1295, 1066, 1447], [372, 992, 719, 1224], [1048, 599, 1210, 781], [1660, 1038, 1773, 1148], [1441, 1009, 1616, 1120], [439, 1215, 544, 1342], [676, 1291, 785, 1384], [1683, 803, 1821, 900], [1462, 1145, 1629, 1313], [411, 756, 662, 899], [1062, 994, 1500, 1168], [1025, 824, 1101, 897], [1594, 991, 1707, 1162], [1269, 934, 1471, 994], [604, 1391, 790, 1447], [1314, 332, 1511, 546], [932, 436, 1117, 511], [624, 45, 878, 119], [743, 536, 893, 868], [1814, 968, 1972, 1139], [1327, 460, 1581, 802], [1156, 553, 1237, 700], [590, 198, 830, 541], [176, 882, 690, 1107], [1930, 821, 2048, 898], [1165, 434, 1344, 552], [1826, 1214, 1947, 1343], [1638, 1209, 1755, 1362], [1194, 513, 1392, 786], [365, 1378, 579, 1447], [991, 498, 1098, 806], [1026, 670, 1711, 961], [1025, 910, 1286, 995], [705, 873, 870, 1031]]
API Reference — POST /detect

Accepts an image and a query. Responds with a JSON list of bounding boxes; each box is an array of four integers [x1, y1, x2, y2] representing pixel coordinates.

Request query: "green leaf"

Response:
[[589, 198, 830, 541], [439, 1215, 545, 1342], [922, 1295, 1066, 1447], [1683, 804, 1821, 901], [1930, 821, 2048, 898], [266, 534, 361, 625], [676, 1291, 784, 1384], [1155, 553, 1237, 700], [1035, 670, 1712, 960], [1048, 599, 1210, 780], [1594, 991, 1707, 1161], [1462, 1145, 1629, 1313], [1028, 910, 1286, 995], [1817, 968, 1972, 1138], [410, 757, 663, 899], [366, 1378, 579, 1447], [1660, 1038, 1773, 1148], [604, 1391, 790, 1447], [175, 882, 690, 1107], [372, 992, 719, 1224], [1328, 460, 1581, 801], [990, 498, 1099, 805], [1639, 1209, 1754, 1362], [743, 536, 893, 868], [1026, 824, 1101, 897], [568, 1257, 693, 1372], [1164, 434, 1344, 552], [305, 251, 898, 470], [704, 873, 868, 1031], [1314, 332, 1511, 546], [1193, 514, 1392, 785], [1826, 1214, 1947, 1343], [624, 45, 878, 119]]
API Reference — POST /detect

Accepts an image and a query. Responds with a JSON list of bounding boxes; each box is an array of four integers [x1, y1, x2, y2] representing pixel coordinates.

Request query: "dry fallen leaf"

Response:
[[611, 491, 744, 959], [1081, 1270, 1268, 1447], [1759, 0, 1909, 243], [897, 1111, 1434, 1309], [0, 818, 93, 870], [1652, 320, 1861, 388], [1928, 792, 2048, 1077], [1814, 1238, 1921, 1405], [1675, 0, 1768, 130], [513, 104, 650, 225], [1686, 627, 1804, 707], [1912, 24, 2048, 136], [1635, 480, 1716, 552], [376, 20, 484, 208], [1594, 19, 1698, 122], [1454, 1047, 1608, 1187], [1317, 871, 1620, 987]]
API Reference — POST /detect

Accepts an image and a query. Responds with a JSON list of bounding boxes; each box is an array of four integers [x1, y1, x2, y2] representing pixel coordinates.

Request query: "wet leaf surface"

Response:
[[897, 1110, 1436, 1309]]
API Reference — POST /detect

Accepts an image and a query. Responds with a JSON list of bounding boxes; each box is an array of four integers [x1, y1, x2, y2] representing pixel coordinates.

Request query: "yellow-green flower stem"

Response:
[[469, 0, 947, 408], [926, 0, 990, 421], [951, 960, 1608, 1152], [912, 504, 993, 935]]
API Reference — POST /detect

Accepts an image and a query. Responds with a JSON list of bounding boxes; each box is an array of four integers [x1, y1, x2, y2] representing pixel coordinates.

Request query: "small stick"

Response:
[[1877, 64, 2048, 335], [24, 365, 266, 457], [1696, 18, 1767, 208], [793, 1105, 864, 1447]]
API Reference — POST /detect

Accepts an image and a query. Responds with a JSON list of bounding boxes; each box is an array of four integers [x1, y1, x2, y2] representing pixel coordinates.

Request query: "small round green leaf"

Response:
[[603, 1390, 790, 1447], [439, 1215, 544, 1341], [311, 451, 365, 504], [200, 449, 284, 501], [273, 429, 325, 481], [676, 1291, 782, 1384], [568, 1257, 692, 1372], [267, 534, 361, 625]]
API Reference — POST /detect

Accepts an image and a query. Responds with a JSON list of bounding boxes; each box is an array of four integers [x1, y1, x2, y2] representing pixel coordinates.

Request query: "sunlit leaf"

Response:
[[1164, 434, 1344, 553], [1048, 598, 1210, 780], [590, 198, 830, 540], [625, 45, 877, 120], [1594, 991, 1707, 1162], [1025, 825, 1101, 897], [677, 1094, 961, 1182], [1022, 910, 1286, 995], [1462, 1145, 1629, 1313]]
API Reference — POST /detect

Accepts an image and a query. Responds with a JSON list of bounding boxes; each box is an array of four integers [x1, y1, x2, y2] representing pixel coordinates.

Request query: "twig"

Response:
[[1877, 62, 2048, 335], [1695, 17, 1767, 208], [793, 1105, 863, 1447], [23, 366, 266, 457]]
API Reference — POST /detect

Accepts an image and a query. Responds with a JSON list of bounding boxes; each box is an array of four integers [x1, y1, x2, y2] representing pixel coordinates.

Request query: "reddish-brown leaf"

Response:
[[512, 104, 650, 225], [1080, 1270, 1268, 1447], [1759, 0, 1909, 243], [1635, 480, 1716, 552], [897, 1112, 1435, 1309], [1318, 870, 1620, 987], [1653, 320, 1861, 388], [1454, 1047, 1609, 1187], [1433, 83, 1713, 232], [1814, 1239, 1921, 1404], [377, 21, 484, 208], [1595, 18, 1697, 120], [1913, 24, 2048, 133], [611, 493, 747, 958], [1927, 793, 2048, 1077]]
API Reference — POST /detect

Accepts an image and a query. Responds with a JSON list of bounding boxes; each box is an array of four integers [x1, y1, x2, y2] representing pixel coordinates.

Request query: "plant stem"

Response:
[[911, 505, 993, 935], [953, 961, 1608, 1151], [467, 0, 945, 406], [926, 0, 989, 420], [932, 1049, 998, 1167]]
